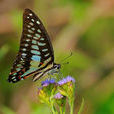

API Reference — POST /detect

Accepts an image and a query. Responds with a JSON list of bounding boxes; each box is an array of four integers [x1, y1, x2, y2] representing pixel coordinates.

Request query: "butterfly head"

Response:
[[53, 63, 61, 70], [50, 63, 61, 74]]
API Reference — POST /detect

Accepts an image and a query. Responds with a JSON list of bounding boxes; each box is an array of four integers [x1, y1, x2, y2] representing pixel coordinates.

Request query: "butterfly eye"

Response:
[[57, 64, 61, 69], [54, 64, 61, 69]]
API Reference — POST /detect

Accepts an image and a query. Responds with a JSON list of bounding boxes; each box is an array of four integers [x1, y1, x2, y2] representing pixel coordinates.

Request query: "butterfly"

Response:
[[8, 8, 61, 83]]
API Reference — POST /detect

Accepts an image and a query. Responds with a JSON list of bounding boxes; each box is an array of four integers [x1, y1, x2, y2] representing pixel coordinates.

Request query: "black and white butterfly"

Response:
[[8, 8, 61, 83]]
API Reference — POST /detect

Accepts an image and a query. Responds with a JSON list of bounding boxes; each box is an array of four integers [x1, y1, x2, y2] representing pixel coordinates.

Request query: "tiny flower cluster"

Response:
[[37, 76, 76, 114], [58, 76, 75, 85], [41, 78, 56, 86]]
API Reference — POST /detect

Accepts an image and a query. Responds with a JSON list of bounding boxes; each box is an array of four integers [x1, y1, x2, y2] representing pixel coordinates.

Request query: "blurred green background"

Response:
[[0, 0, 114, 114]]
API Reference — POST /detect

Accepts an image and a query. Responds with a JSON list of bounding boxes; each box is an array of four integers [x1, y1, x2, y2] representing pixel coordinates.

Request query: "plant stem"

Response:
[[60, 106, 65, 114], [69, 98, 74, 114], [62, 105, 66, 114], [50, 103, 56, 114], [78, 98, 84, 114], [60, 107, 63, 114]]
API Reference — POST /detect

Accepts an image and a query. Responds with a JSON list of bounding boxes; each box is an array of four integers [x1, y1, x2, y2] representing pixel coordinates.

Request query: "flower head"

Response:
[[57, 76, 76, 99], [54, 93, 66, 108], [37, 78, 57, 105], [57, 76, 76, 113], [54, 93, 64, 99], [37, 76, 76, 114], [41, 78, 55, 87], [58, 76, 75, 85]]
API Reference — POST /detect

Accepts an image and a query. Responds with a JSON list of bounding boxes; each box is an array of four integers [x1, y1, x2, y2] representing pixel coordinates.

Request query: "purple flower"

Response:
[[41, 78, 55, 87], [58, 76, 75, 85], [54, 93, 63, 99], [49, 78, 55, 83]]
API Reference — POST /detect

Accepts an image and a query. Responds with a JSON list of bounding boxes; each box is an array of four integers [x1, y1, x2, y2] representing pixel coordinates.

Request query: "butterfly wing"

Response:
[[8, 9, 54, 83]]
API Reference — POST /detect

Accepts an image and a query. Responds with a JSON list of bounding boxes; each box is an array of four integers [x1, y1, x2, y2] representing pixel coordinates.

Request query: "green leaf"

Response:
[[78, 98, 85, 114]]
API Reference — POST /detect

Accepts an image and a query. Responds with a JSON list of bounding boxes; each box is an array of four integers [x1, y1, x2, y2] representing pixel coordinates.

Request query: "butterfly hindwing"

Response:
[[8, 9, 54, 83]]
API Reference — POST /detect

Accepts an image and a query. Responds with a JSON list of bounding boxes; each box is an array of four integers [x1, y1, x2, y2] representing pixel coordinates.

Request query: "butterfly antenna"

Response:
[[61, 51, 73, 64]]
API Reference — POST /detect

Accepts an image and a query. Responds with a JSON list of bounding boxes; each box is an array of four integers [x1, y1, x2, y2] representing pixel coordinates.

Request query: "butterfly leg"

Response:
[[58, 70, 63, 80], [47, 72, 52, 80]]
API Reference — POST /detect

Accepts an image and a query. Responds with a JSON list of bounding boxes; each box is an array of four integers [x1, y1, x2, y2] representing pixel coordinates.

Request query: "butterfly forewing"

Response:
[[8, 9, 54, 83]]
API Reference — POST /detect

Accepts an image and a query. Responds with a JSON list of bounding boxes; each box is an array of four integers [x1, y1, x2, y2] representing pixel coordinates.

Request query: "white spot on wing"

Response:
[[31, 19, 34, 22], [29, 13, 32, 16], [28, 29, 33, 33], [33, 37, 39, 40], [36, 21, 40, 25], [32, 40, 37, 44], [25, 44, 29, 47], [27, 25, 30, 28], [31, 27, 35, 31], [27, 34, 32, 37], [35, 34, 40, 38], [21, 78, 24, 80], [29, 22, 34, 26], [38, 42, 46, 46], [22, 53, 27, 56], [31, 50, 40, 55], [42, 48, 48, 52], [13, 79, 17, 81], [31, 45, 39, 50], [26, 39, 30, 41], [12, 77, 15, 79], [45, 53, 50, 57], [37, 29, 41, 33], [22, 48, 26, 51], [40, 38, 44, 41]]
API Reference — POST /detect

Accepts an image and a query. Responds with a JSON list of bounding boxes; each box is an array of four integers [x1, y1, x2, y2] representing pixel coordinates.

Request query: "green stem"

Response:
[[59, 106, 65, 114], [60, 107, 63, 114], [69, 98, 74, 114], [78, 98, 84, 114], [62, 105, 66, 114], [50, 103, 56, 114]]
